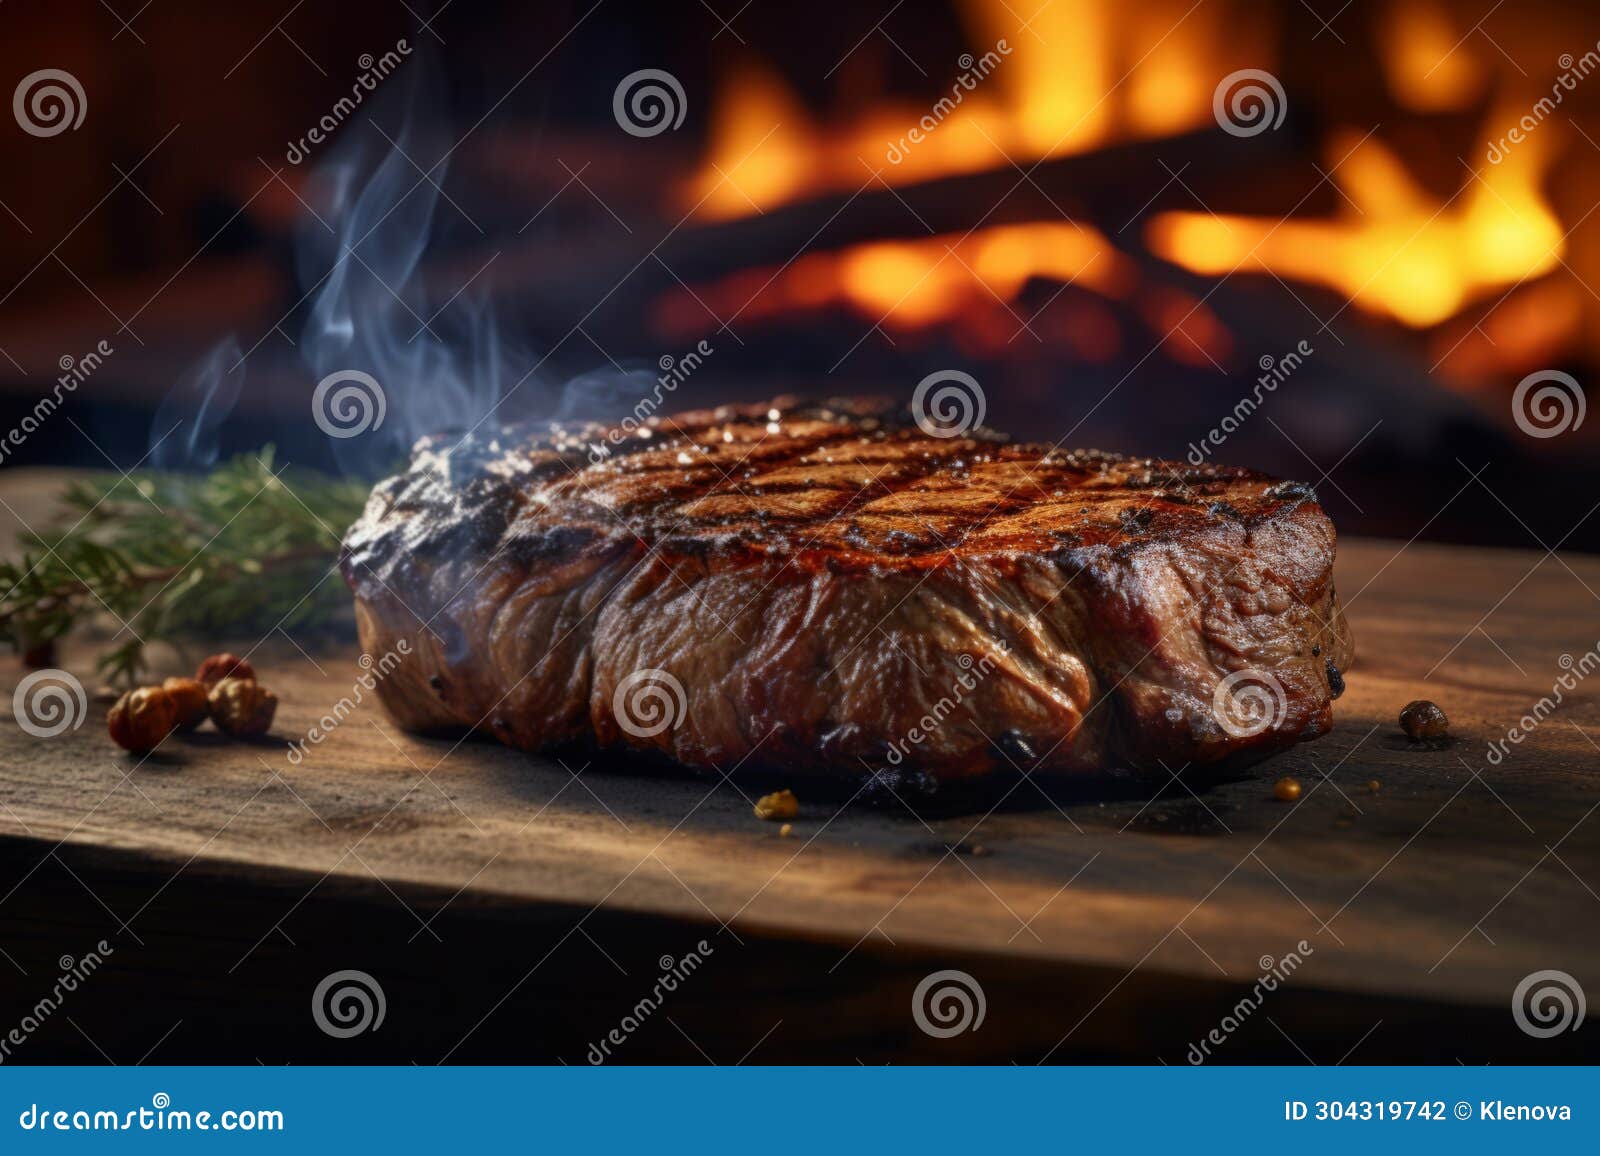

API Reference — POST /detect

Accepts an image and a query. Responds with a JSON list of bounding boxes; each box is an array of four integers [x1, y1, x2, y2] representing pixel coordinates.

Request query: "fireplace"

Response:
[[0, 0, 1596, 547]]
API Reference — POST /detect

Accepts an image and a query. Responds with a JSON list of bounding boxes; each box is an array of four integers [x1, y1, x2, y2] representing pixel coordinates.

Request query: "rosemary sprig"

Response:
[[0, 448, 369, 684]]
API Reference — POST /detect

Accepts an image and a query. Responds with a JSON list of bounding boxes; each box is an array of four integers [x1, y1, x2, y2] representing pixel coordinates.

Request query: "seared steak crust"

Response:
[[342, 397, 1353, 780]]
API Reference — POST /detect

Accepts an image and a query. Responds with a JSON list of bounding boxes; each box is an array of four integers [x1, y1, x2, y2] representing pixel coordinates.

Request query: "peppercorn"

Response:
[[196, 652, 256, 688], [754, 789, 799, 821], [1325, 659, 1345, 699], [1273, 776, 1302, 802], [107, 687, 177, 753], [1399, 700, 1448, 741], [208, 678, 278, 738], [162, 677, 209, 731]]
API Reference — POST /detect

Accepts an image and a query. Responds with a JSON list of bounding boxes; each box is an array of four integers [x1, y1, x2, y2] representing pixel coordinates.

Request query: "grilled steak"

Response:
[[341, 397, 1353, 782]]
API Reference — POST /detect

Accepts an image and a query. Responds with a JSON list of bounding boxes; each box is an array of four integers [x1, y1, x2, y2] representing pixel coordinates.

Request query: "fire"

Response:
[[657, 221, 1133, 333], [1379, 0, 1486, 112], [685, 0, 1270, 219], [685, 63, 816, 215], [965, 0, 1111, 153], [672, 0, 1577, 348], [1145, 114, 1566, 328]]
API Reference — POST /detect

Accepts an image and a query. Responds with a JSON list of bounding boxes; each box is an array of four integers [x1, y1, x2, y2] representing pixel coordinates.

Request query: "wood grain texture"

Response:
[[2, 468, 1599, 1055]]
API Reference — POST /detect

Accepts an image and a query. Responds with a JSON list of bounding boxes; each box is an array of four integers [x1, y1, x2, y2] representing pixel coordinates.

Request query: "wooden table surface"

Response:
[[2, 468, 1598, 1062]]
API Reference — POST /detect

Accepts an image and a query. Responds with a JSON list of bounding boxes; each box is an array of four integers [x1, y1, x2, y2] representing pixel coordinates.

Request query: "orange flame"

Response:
[[685, 0, 1271, 219], [673, 0, 1574, 347], [1379, 0, 1486, 113], [1146, 113, 1565, 328], [658, 221, 1133, 334]]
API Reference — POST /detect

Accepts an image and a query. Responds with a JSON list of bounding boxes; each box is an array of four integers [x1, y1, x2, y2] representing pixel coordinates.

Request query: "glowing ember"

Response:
[[658, 221, 1133, 334]]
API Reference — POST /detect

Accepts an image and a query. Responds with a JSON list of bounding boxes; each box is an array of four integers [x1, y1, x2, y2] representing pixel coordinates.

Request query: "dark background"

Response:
[[1, 0, 1597, 547]]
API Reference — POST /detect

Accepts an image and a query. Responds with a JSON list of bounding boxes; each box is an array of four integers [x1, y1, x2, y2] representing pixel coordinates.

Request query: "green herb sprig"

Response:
[[0, 449, 369, 684]]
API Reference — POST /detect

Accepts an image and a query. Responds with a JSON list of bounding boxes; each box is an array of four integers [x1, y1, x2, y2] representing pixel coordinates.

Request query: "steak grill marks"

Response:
[[343, 397, 1354, 782]]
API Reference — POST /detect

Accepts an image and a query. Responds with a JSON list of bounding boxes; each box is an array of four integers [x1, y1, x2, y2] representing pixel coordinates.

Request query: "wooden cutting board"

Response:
[[2, 468, 1598, 1061]]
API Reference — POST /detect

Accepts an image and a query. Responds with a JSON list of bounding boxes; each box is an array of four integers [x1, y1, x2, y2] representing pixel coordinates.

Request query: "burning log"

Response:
[[446, 125, 1310, 324]]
